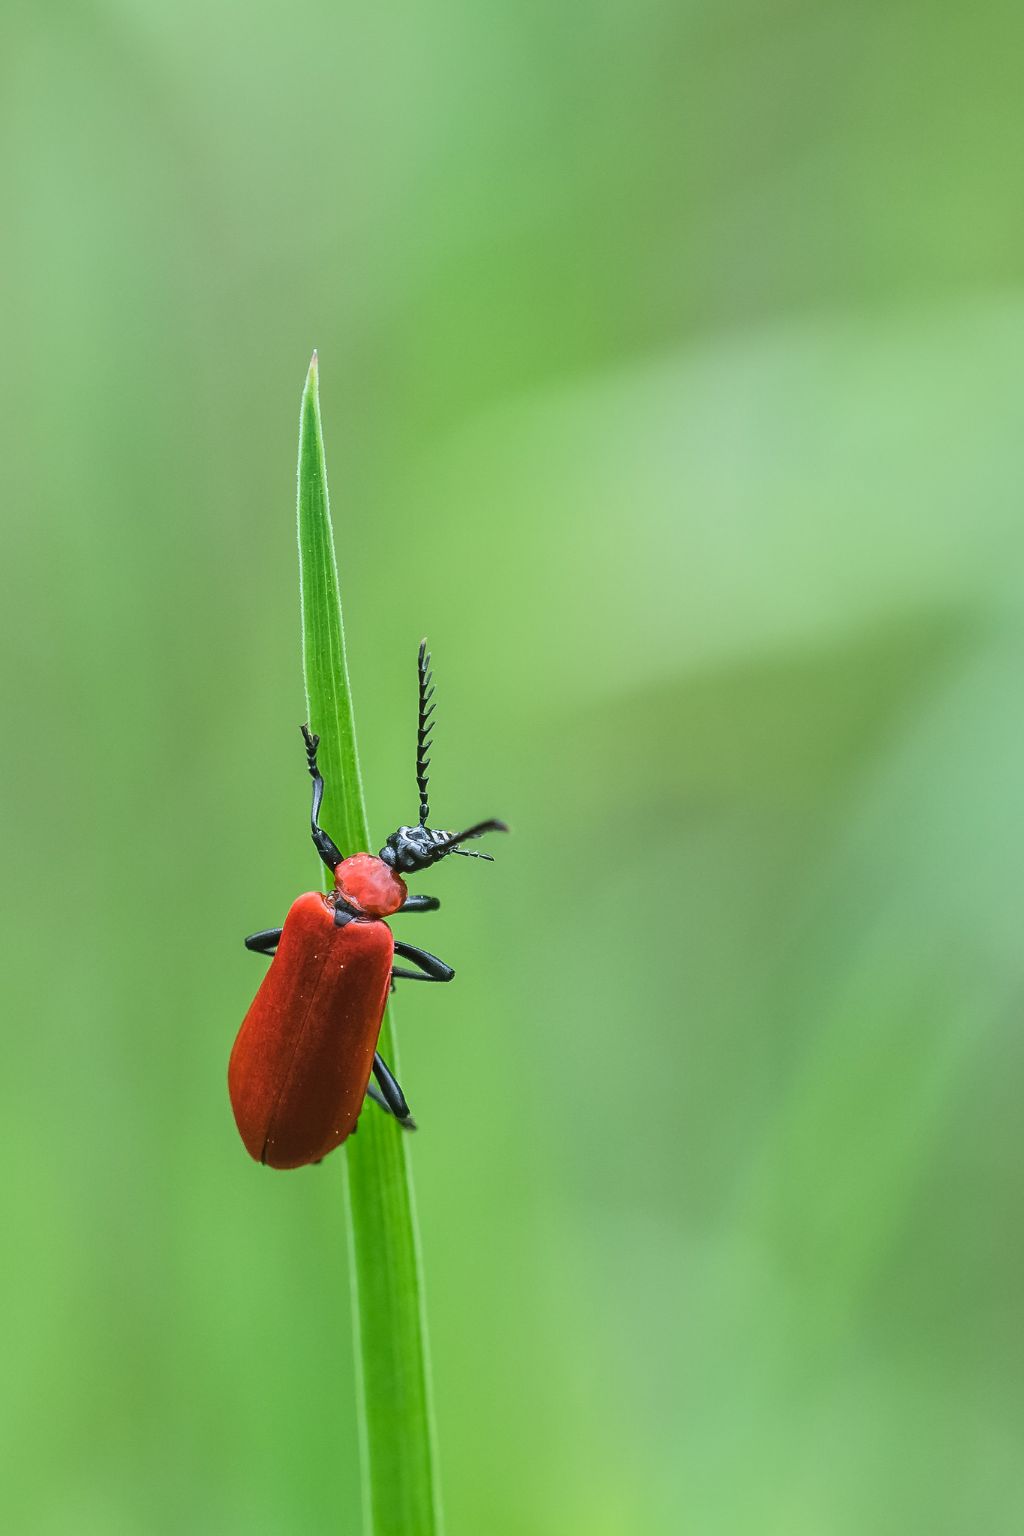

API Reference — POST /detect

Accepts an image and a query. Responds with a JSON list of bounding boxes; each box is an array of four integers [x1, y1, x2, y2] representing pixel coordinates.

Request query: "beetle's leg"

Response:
[[371, 1053, 416, 1129], [300, 725, 345, 872], [245, 928, 282, 955], [364, 1078, 416, 1130], [392, 939, 454, 983], [397, 894, 441, 914], [365, 1080, 389, 1113]]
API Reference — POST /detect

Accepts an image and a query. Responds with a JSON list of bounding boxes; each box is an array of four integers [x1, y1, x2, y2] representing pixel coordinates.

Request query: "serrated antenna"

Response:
[[416, 639, 435, 827], [428, 818, 509, 863]]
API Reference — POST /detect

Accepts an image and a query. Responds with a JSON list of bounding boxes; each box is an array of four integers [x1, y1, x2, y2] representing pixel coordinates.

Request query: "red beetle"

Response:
[[229, 641, 506, 1169]]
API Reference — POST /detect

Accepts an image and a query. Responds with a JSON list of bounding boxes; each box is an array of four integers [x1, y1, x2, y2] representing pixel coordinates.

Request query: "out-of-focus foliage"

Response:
[[2, 2, 1023, 1532]]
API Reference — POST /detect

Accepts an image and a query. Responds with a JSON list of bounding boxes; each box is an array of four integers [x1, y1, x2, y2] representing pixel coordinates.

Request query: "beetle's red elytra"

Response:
[[229, 892, 394, 1167], [229, 640, 507, 1170]]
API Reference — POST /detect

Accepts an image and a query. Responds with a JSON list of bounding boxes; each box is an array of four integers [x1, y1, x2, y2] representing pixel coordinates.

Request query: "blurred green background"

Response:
[[3, 2, 1024, 1532]]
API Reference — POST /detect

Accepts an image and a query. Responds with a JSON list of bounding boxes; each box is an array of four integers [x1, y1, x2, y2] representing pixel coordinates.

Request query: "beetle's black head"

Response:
[[379, 819, 508, 874], [379, 824, 445, 874]]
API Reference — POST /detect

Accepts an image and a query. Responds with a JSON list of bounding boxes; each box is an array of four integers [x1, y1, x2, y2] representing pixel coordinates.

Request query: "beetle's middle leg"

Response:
[[245, 928, 282, 956], [391, 939, 454, 984], [396, 895, 440, 914]]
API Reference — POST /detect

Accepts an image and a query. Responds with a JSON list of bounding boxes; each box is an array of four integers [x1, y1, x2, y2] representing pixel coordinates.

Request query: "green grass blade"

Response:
[[296, 352, 442, 1536]]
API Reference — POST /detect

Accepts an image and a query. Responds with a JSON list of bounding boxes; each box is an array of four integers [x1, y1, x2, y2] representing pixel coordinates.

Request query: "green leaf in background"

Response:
[[296, 352, 441, 1536]]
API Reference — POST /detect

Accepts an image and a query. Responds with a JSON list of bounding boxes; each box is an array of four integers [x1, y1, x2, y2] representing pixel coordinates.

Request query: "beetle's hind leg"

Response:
[[366, 1052, 416, 1130], [365, 1080, 416, 1128], [244, 928, 282, 956]]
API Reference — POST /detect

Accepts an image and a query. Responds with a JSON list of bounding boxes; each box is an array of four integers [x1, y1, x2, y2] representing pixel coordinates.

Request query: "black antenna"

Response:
[[429, 818, 509, 863], [416, 639, 435, 827]]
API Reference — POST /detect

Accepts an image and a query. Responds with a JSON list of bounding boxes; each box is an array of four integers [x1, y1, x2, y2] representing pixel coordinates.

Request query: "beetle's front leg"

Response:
[[391, 939, 454, 983], [245, 928, 282, 956], [300, 726, 345, 872], [396, 894, 440, 914]]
